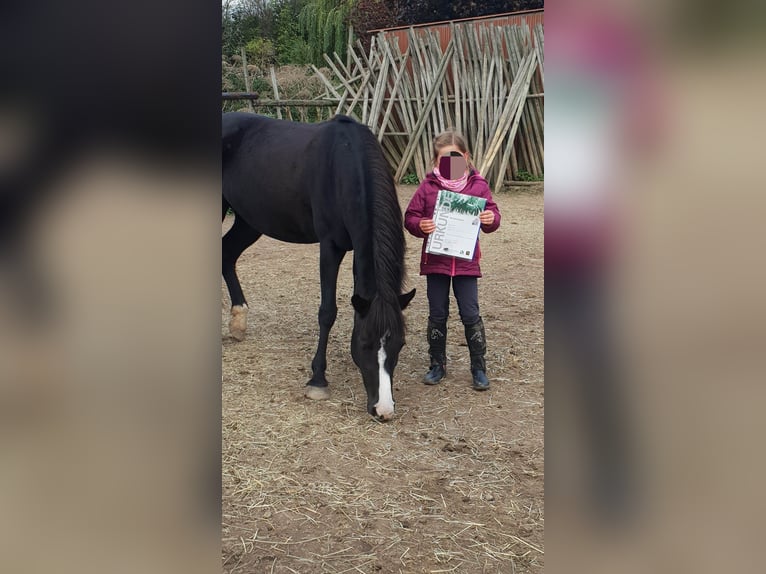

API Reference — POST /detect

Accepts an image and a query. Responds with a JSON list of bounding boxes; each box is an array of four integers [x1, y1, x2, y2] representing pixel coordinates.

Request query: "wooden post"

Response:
[[377, 41, 411, 142], [270, 66, 282, 120], [241, 48, 253, 112]]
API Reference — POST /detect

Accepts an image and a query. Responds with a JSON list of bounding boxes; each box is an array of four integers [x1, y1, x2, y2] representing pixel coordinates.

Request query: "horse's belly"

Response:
[[263, 228, 319, 244], [242, 211, 319, 244]]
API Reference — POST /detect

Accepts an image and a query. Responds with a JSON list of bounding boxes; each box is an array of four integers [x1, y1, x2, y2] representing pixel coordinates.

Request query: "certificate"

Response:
[[425, 190, 487, 260]]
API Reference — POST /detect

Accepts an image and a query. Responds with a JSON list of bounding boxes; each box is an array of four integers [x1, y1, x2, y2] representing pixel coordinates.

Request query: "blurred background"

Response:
[[546, 0, 766, 572], [0, 2, 221, 573], [2, 1, 766, 572]]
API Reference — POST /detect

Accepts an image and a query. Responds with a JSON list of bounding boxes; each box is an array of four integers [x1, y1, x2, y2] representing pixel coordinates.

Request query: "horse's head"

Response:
[[350, 289, 416, 421]]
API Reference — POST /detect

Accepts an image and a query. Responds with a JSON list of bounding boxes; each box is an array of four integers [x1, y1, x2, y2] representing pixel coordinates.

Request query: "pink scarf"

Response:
[[433, 166, 469, 192]]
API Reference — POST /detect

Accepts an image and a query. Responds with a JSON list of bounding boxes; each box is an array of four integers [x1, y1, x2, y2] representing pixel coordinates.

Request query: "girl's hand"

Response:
[[479, 210, 494, 226], [419, 218, 436, 234]]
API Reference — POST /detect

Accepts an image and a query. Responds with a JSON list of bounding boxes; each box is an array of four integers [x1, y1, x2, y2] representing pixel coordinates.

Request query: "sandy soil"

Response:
[[222, 184, 543, 573]]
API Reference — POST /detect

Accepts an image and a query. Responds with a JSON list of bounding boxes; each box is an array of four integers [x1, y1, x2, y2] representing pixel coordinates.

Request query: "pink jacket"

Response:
[[404, 171, 501, 277]]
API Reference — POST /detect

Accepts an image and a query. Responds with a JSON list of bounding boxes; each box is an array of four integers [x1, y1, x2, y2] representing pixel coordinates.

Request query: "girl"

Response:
[[404, 130, 501, 390]]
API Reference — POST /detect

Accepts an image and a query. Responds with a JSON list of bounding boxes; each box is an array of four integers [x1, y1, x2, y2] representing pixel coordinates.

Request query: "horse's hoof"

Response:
[[229, 304, 248, 341], [305, 385, 331, 401]]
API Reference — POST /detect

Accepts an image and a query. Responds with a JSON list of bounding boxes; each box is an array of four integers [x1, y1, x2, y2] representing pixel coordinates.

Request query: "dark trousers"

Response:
[[426, 274, 480, 325]]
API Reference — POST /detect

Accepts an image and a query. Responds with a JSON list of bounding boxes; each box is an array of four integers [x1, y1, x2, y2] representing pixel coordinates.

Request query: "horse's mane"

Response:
[[330, 117, 407, 337]]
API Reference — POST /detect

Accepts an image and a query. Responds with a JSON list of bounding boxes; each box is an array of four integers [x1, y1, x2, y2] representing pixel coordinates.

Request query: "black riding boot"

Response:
[[423, 319, 447, 385], [465, 318, 490, 390]]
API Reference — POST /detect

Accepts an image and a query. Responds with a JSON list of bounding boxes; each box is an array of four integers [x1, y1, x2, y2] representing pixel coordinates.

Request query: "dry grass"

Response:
[[222, 62, 331, 100], [222, 186, 543, 573]]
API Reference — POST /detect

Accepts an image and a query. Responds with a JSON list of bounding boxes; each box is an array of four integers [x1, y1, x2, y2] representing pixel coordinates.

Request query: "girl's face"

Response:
[[435, 145, 469, 180]]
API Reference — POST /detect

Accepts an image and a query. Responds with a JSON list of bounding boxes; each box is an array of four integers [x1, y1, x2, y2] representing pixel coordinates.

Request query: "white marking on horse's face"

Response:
[[374, 337, 395, 420]]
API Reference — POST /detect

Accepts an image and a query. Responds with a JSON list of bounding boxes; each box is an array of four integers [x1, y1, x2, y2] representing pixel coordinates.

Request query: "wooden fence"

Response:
[[222, 60, 338, 123], [221, 92, 336, 122], [314, 22, 543, 187], [223, 21, 544, 187]]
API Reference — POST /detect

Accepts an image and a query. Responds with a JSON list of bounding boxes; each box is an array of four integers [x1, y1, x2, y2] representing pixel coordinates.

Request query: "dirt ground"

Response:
[[222, 185, 543, 573]]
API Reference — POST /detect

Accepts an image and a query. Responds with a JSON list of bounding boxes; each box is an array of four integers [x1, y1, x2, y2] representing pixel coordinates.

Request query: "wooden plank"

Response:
[[525, 86, 544, 174], [417, 34, 436, 174], [269, 66, 282, 120], [348, 42, 369, 91], [360, 41, 382, 124], [332, 51, 353, 79], [377, 40, 411, 141], [515, 27, 543, 176], [426, 31, 447, 133], [479, 51, 536, 175], [390, 40, 415, 146], [484, 26, 506, 149], [534, 23, 545, 84], [418, 33, 437, 142], [455, 25, 471, 140], [501, 26, 530, 178], [408, 28, 428, 127], [346, 24, 354, 71], [516, 112, 533, 173], [311, 65, 343, 99], [510, 139, 519, 180], [471, 26, 489, 163], [222, 94, 336, 104], [466, 24, 484, 155], [324, 54, 352, 115], [240, 48, 253, 112], [398, 50, 426, 178], [367, 42, 390, 132], [344, 69, 371, 120], [355, 38, 370, 69], [407, 28, 432, 172], [381, 36, 411, 168], [323, 53, 361, 105], [441, 25, 456, 130], [528, 73, 545, 161], [452, 36, 461, 132], [488, 52, 538, 189], [395, 38, 455, 181], [505, 180, 542, 186]]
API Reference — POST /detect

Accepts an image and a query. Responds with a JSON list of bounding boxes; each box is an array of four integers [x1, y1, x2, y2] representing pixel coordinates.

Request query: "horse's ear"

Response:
[[351, 294, 371, 316], [399, 289, 416, 310]]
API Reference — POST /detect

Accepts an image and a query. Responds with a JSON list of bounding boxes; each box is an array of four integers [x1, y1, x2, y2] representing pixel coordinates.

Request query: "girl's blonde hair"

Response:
[[431, 129, 474, 169]]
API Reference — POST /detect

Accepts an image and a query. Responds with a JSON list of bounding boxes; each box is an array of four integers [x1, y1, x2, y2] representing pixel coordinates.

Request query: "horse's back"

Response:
[[221, 113, 388, 247], [222, 113, 325, 243]]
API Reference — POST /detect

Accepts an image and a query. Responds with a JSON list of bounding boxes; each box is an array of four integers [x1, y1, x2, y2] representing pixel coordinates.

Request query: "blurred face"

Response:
[[435, 145, 468, 179]]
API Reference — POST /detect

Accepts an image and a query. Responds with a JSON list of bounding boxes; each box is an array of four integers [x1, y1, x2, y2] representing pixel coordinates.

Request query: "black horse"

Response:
[[222, 112, 415, 420]]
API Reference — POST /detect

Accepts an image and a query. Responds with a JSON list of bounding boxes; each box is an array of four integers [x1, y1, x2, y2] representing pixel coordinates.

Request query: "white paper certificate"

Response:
[[425, 190, 487, 260]]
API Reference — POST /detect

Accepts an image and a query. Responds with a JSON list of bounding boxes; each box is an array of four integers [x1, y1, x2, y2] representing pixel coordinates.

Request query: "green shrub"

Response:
[[516, 169, 543, 182]]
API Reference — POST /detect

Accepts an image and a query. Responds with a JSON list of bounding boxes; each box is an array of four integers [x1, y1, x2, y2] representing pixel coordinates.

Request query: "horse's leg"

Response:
[[305, 241, 346, 401], [222, 213, 261, 341]]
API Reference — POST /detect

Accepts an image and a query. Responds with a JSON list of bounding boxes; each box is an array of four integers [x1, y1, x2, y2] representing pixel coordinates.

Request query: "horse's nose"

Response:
[[372, 403, 395, 421]]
